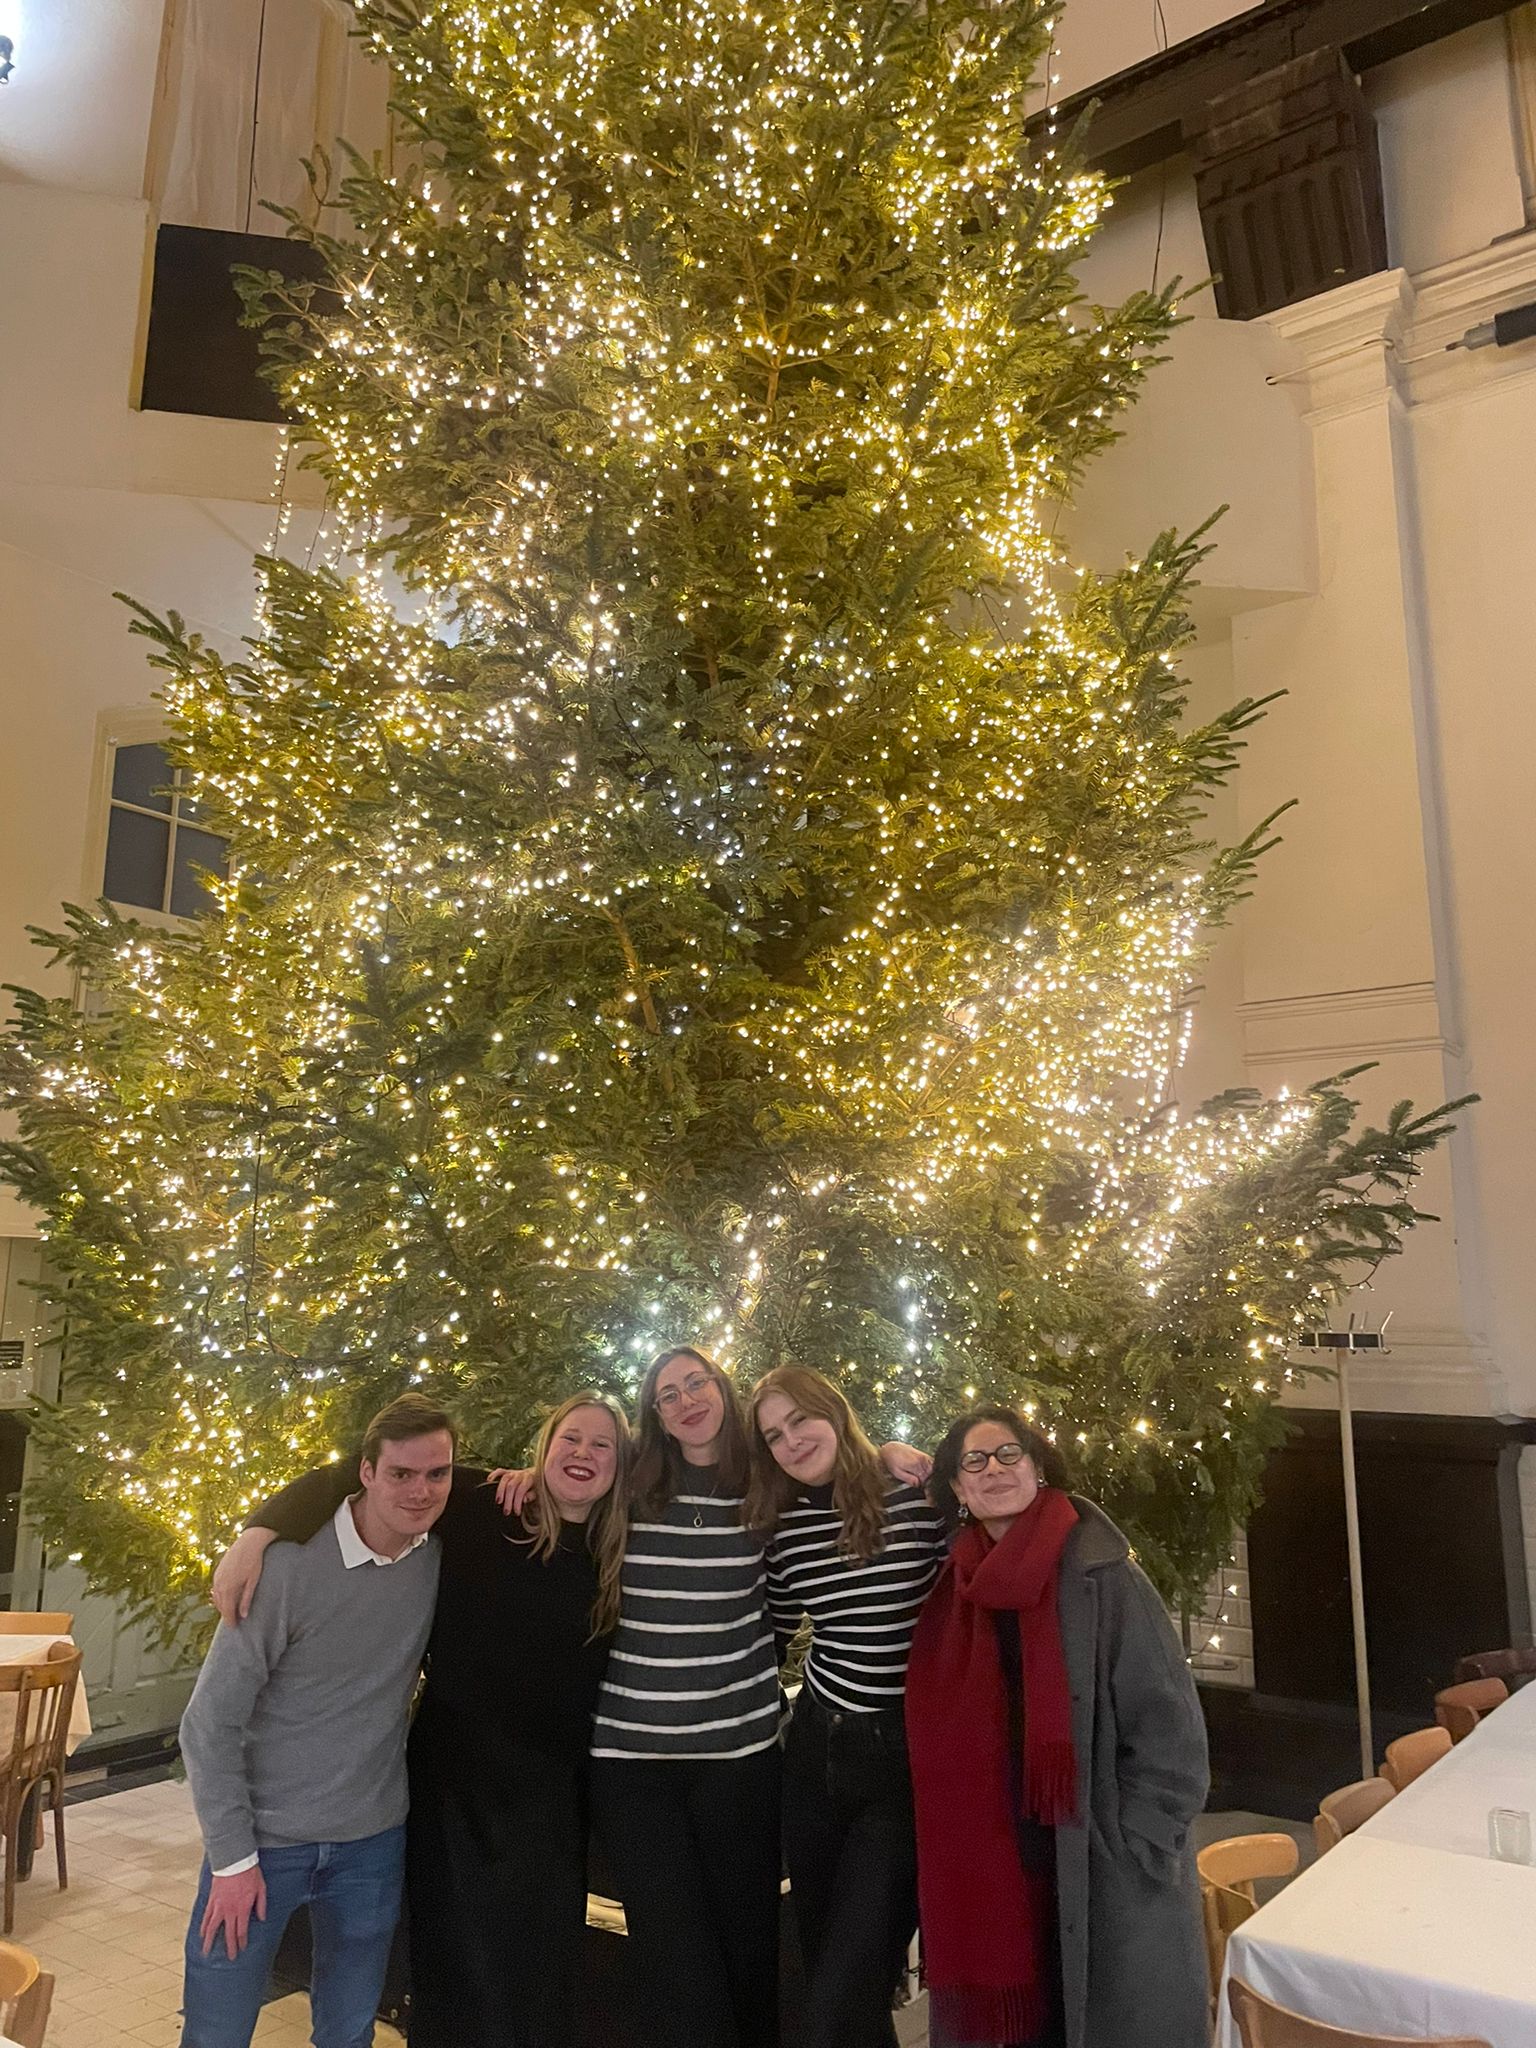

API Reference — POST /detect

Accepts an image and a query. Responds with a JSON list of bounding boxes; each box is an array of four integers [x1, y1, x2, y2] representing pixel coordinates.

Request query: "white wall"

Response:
[[0, 0, 347, 1740], [0, 3, 336, 1244], [1059, 20, 1536, 1422], [1031, 0, 1254, 108]]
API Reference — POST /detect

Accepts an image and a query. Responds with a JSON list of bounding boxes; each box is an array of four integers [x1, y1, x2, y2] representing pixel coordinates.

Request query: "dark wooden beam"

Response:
[[1034, 0, 1520, 179]]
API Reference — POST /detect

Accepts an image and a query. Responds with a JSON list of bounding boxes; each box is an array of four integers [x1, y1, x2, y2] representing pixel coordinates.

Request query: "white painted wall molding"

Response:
[[1397, 228, 1536, 408], [1265, 233, 1536, 418], [1284, 1336, 1502, 1418], [1237, 980, 1454, 1068], [1265, 270, 1415, 424]]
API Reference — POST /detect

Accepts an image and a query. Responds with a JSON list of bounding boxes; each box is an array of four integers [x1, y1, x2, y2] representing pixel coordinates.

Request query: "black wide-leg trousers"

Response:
[[591, 1745, 782, 2048], [782, 1690, 918, 2048], [406, 1701, 588, 2048]]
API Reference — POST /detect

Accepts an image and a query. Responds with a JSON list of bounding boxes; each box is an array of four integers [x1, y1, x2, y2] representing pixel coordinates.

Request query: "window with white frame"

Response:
[[103, 742, 229, 920]]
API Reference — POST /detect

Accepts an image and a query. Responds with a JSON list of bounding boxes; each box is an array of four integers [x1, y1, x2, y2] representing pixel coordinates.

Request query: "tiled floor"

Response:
[[9, 1777, 403, 2048], [14, 1776, 1303, 2047]]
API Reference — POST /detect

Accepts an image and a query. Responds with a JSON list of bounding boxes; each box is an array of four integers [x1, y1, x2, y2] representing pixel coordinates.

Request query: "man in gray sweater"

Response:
[[178, 1392, 453, 2048]]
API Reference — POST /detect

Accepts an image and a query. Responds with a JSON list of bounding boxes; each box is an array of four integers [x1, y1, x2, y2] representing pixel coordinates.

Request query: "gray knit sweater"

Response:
[[179, 1515, 439, 1869]]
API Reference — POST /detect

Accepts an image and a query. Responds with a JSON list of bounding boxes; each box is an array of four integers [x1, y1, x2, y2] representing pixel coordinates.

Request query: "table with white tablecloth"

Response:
[[0, 1636, 91, 1756], [1217, 1679, 1536, 2046], [1361, 1679, 1536, 1862]]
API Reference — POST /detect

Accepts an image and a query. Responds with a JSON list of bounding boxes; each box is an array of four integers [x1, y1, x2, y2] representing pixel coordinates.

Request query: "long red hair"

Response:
[[745, 1363, 890, 1562]]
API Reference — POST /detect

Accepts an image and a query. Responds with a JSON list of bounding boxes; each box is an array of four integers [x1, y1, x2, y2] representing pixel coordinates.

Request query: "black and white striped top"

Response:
[[590, 1477, 781, 1761], [767, 1483, 947, 1713]]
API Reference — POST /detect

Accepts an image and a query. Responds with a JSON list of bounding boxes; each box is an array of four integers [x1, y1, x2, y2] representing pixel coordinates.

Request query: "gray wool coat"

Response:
[[1052, 1497, 1210, 2048], [930, 1496, 1210, 2048]]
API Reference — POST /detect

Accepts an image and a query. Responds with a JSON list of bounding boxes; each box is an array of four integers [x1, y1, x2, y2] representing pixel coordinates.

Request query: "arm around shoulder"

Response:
[[246, 1461, 356, 1539], [211, 1463, 354, 1623]]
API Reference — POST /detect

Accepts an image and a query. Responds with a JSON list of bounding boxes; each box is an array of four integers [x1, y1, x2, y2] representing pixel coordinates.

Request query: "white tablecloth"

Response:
[[1359, 1679, 1536, 1860], [0, 1635, 92, 1756], [1217, 1835, 1536, 2046], [1216, 1680, 1536, 2045]]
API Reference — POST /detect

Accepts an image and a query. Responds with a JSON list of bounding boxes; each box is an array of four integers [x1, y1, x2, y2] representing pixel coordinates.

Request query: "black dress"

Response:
[[993, 1610, 1065, 2048], [250, 1464, 613, 2048]]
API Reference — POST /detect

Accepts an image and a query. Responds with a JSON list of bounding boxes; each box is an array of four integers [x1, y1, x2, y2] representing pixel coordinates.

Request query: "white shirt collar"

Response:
[[333, 1496, 430, 1569]]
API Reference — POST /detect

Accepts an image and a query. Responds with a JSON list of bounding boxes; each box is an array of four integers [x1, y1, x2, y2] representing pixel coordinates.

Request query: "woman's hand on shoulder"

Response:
[[210, 1526, 279, 1624], [878, 1441, 933, 1488], [487, 1467, 535, 1516]]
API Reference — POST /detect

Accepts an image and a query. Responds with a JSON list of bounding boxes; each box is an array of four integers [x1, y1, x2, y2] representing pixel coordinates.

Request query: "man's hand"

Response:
[[879, 1441, 933, 1488], [210, 1527, 279, 1625], [200, 1866, 267, 1959], [488, 1468, 535, 1516]]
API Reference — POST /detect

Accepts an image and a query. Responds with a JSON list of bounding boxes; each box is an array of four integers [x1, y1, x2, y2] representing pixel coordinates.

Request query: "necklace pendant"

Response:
[[693, 1506, 704, 1529]]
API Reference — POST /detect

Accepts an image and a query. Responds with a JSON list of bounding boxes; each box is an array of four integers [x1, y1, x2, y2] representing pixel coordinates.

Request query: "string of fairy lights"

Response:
[[4, 0, 1421, 1615]]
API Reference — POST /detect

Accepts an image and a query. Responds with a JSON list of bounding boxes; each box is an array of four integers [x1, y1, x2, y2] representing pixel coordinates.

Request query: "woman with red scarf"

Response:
[[906, 1405, 1209, 2048]]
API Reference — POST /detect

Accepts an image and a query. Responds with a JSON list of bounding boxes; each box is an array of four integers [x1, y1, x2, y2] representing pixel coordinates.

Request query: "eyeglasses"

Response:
[[656, 1370, 714, 1412], [958, 1441, 1029, 1473]]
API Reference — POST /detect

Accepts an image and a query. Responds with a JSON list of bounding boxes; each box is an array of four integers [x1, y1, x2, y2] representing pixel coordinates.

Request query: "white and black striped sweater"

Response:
[[767, 1482, 946, 1714], [591, 1480, 781, 1762]]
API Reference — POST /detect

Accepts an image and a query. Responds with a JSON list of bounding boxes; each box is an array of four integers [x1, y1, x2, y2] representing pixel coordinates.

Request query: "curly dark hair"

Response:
[[930, 1403, 1072, 1533]]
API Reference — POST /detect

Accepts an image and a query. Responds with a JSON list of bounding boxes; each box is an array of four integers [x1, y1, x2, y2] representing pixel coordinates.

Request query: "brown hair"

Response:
[[514, 1393, 632, 1638], [630, 1346, 750, 1517], [744, 1364, 890, 1563], [361, 1392, 457, 1467], [930, 1403, 1072, 1534]]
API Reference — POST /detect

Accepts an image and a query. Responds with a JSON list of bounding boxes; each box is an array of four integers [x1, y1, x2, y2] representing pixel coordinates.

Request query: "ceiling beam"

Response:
[[1034, 0, 1520, 178]]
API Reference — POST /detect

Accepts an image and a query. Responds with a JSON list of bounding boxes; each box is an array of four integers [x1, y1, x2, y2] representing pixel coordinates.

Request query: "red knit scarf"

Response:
[[905, 1486, 1080, 2045]]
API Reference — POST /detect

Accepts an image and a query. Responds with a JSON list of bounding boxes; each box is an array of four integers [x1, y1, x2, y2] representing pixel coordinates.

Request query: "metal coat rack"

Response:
[[1293, 1314, 1393, 1781]]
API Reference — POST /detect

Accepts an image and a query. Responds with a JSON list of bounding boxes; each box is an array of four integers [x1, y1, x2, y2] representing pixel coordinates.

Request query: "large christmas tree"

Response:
[[2, 0, 1461, 1632]]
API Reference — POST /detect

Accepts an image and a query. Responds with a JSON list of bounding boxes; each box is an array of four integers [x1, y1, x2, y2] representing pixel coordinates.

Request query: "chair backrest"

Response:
[[1381, 1725, 1451, 1791], [1228, 1976, 1492, 2047], [1453, 1646, 1536, 1689], [2, 1966, 53, 2048], [1197, 1832, 1301, 1895], [0, 1940, 37, 2002], [1197, 1833, 1301, 2004], [1201, 1877, 1258, 2003], [1313, 1776, 1395, 1854], [0, 1616, 71, 1638], [0, 1649, 80, 1783], [1434, 1676, 1508, 1741]]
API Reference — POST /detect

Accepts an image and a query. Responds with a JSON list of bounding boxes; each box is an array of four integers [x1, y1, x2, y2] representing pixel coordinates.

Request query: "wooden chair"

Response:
[[1312, 1776, 1395, 1855], [0, 1938, 52, 2046], [1197, 1834, 1300, 2004], [0, 1618, 71, 1638], [1228, 1976, 1491, 2047], [1434, 1676, 1508, 1742], [1453, 1646, 1536, 1690], [1380, 1725, 1451, 1791], [0, 1646, 80, 1933]]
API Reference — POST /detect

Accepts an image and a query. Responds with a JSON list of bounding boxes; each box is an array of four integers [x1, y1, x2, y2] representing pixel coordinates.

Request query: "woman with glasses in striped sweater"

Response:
[[496, 1345, 929, 2048], [744, 1363, 946, 2048], [582, 1345, 782, 2048]]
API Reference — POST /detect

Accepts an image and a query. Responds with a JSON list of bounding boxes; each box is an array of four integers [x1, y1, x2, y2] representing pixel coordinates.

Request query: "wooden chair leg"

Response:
[[51, 1778, 66, 1894], [3, 1800, 18, 1936]]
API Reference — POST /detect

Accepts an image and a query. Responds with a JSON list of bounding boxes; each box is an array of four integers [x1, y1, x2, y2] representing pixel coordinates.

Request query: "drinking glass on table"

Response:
[[1488, 1807, 1532, 1863]]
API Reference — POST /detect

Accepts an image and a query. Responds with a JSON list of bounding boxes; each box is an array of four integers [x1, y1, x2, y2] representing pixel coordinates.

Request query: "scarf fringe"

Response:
[[931, 1980, 1049, 2045]]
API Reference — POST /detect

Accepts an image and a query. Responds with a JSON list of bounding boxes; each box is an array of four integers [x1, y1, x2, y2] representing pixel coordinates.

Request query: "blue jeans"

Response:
[[180, 1825, 405, 2048]]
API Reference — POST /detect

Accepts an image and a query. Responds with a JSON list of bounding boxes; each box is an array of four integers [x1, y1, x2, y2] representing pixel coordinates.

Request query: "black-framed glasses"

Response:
[[656, 1370, 714, 1412], [958, 1441, 1028, 1473]]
